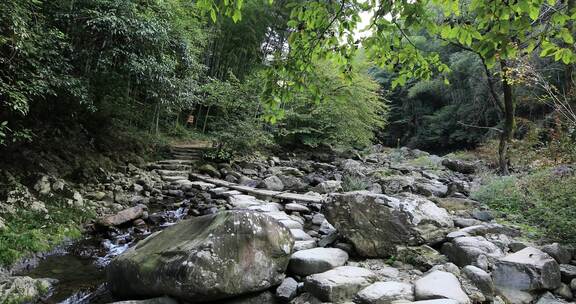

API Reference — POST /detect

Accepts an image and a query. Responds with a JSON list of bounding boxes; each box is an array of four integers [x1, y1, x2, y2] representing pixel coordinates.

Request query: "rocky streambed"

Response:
[[3, 146, 576, 304]]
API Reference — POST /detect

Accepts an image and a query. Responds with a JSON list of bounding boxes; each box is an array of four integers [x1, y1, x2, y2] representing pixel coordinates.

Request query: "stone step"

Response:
[[149, 163, 192, 171], [162, 175, 188, 183], [157, 170, 189, 176], [156, 159, 195, 165], [172, 154, 203, 159]]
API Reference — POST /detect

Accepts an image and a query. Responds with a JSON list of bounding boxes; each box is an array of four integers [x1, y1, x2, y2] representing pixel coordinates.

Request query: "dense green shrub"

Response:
[[472, 169, 576, 244]]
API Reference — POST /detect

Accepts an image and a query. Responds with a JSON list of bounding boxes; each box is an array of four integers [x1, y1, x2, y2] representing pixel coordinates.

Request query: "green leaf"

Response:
[[529, 6, 540, 21], [560, 28, 574, 44]]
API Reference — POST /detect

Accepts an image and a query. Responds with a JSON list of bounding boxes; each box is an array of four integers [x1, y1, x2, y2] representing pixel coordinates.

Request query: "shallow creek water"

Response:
[[18, 201, 190, 304]]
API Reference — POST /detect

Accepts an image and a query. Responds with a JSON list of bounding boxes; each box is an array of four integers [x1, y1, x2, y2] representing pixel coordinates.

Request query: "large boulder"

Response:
[[493, 247, 561, 292], [324, 191, 453, 257], [441, 236, 504, 270], [414, 271, 471, 304], [107, 211, 294, 302]]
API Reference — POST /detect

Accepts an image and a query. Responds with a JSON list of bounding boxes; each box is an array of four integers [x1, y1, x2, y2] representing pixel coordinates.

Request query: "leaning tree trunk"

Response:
[[499, 60, 515, 175]]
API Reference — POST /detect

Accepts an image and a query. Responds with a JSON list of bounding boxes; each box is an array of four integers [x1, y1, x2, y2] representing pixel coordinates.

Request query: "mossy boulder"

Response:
[[107, 211, 294, 302]]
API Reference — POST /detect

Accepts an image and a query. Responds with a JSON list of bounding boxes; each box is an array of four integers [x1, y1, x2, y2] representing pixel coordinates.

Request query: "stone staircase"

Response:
[[170, 142, 211, 161]]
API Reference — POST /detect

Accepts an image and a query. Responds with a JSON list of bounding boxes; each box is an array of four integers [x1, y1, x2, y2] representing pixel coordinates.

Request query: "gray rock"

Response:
[[189, 181, 216, 191], [441, 236, 504, 270], [238, 176, 258, 187], [290, 229, 313, 241], [285, 203, 310, 213], [554, 283, 573, 300], [536, 292, 567, 304], [496, 287, 534, 304], [259, 176, 284, 191], [542, 243, 572, 265], [311, 213, 326, 225], [471, 210, 493, 222], [227, 195, 263, 209], [355, 281, 414, 304], [509, 241, 529, 253], [313, 180, 343, 194], [33, 175, 51, 195], [199, 164, 221, 177], [216, 291, 277, 304], [318, 220, 336, 235], [318, 231, 339, 247], [433, 197, 479, 212], [276, 277, 299, 302], [324, 191, 452, 257], [396, 245, 448, 271], [107, 211, 294, 301], [97, 205, 146, 227], [289, 248, 349, 276], [441, 159, 476, 174], [413, 179, 448, 197], [462, 265, 494, 301], [304, 266, 376, 302], [457, 223, 520, 238], [110, 297, 178, 304], [410, 301, 459, 304], [277, 175, 308, 192], [368, 183, 382, 194], [290, 293, 323, 304], [493, 247, 561, 292], [414, 271, 470, 304], [453, 218, 483, 228], [293, 240, 317, 251], [560, 264, 576, 283]]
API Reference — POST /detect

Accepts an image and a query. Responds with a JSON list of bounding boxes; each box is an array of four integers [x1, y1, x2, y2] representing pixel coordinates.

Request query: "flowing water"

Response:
[[18, 199, 191, 304]]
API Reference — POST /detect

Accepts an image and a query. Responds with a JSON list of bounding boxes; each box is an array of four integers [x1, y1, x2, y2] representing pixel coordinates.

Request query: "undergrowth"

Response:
[[0, 198, 94, 266], [472, 168, 576, 244]]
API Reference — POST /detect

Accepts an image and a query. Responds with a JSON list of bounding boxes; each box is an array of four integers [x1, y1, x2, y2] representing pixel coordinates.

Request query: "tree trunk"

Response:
[[565, 0, 575, 95], [202, 105, 211, 134], [499, 60, 515, 175]]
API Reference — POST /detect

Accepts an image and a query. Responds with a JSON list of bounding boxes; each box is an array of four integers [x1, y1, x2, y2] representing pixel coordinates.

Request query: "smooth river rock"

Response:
[[107, 211, 294, 302], [288, 247, 349, 276], [414, 271, 471, 304], [304, 266, 377, 302], [355, 281, 414, 304]]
